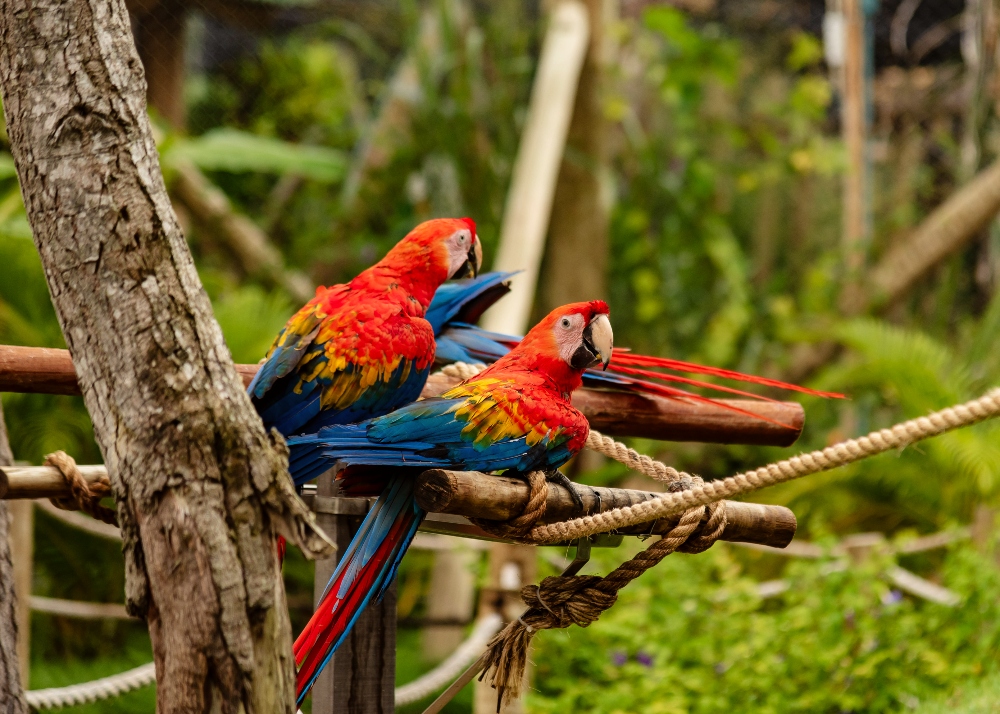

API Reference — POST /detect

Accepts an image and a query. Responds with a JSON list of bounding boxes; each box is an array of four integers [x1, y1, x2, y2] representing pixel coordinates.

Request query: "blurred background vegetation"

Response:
[[2, 0, 1000, 711]]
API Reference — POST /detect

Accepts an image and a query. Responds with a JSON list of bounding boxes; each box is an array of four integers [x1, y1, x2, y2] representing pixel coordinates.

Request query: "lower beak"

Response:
[[453, 240, 482, 280], [577, 314, 613, 371]]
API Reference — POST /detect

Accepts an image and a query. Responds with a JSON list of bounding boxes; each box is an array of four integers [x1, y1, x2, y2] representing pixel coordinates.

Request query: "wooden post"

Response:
[[422, 548, 477, 661], [0, 403, 28, 709], [540, 0, 615, 314], [311, 472, 396, 714], [8, 501, 31, 689], [474, 543, 536, 714], [840, 0, 869, 275], [133, 0, 187, 129], [480, 1, 590, 334]]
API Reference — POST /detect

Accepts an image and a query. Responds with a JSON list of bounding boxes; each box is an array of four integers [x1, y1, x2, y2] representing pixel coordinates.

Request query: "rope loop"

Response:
[[44, 451, 117, 526], [469, 470, 548, 540]]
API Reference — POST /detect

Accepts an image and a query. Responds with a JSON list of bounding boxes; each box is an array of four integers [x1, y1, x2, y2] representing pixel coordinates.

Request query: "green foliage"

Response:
[[164, 129, 347, 182], [607, 8, 842, 367], [531, 542, 1000, 714]]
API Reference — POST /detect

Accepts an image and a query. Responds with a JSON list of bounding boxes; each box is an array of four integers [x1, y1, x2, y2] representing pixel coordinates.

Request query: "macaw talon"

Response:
[[545, 468, 586, 511]]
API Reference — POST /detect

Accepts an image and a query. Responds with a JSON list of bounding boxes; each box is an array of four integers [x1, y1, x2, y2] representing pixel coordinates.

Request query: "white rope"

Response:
[[26, 663, 156, 710], [395, 614, 503, 706], [26, 615, 505, 710], [30, 596, 132, 620]]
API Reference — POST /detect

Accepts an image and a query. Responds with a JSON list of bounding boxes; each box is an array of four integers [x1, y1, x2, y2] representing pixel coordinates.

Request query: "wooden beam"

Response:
[[414, 470, 797, 548], [0, 464, 111, 501], [2, 464, 796, 548], [481, 1, 591, 335], [0, 345, 805, 446]]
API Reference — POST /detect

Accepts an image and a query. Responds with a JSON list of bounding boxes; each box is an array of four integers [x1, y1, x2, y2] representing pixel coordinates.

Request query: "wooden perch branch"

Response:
[[2, 464, 796, 549], [0, 345, 804, 446], [415, 470, 797, 548], [0, 464, 109, 500]]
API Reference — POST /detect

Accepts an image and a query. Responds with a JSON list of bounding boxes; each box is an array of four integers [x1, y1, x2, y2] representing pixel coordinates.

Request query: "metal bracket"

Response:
[[560, 537, 592, 576]]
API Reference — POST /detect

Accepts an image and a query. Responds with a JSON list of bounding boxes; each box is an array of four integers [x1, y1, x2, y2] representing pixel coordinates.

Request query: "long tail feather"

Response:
[[294, 476, 424, 704], [609, 351, 845, 399]]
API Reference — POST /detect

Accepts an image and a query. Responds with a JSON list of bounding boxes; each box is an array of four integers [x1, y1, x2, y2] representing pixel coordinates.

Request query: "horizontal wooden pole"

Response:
[[0, 464, 110, 500], [0, 344, 804, 446], [4, 463, 795, 548], [415, 469, 797, 549]]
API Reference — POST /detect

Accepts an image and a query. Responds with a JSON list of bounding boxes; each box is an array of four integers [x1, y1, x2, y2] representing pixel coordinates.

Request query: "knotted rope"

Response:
[[44, 451, 117, 526], [479, 484, 727, 708]]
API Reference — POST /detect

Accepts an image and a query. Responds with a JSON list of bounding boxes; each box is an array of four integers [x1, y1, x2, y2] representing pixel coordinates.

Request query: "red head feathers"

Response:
[[485, 301, 614, 394], [357, 217, 481, 307]]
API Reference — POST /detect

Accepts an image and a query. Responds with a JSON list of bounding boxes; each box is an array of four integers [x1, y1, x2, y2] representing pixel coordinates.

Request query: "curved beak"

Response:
[[453, 235, 482, 280], [573, 313, 614, 371]]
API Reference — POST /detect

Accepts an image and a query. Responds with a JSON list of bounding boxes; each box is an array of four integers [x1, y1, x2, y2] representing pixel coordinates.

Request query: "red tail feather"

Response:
[[611, 352, 845, 399], [620, 378, 800, 430], [610, 364, 782, 403]]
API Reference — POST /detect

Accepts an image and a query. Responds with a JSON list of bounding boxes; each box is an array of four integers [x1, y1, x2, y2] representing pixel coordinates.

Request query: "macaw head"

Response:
[[378, 218, 482, 302], [511, 301, 613, 392]]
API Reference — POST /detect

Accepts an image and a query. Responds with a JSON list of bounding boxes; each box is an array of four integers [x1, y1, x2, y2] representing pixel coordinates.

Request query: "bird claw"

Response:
[[545, 469, 586, 511]]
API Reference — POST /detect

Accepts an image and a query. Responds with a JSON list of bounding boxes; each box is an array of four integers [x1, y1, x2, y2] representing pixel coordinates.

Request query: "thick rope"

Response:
[[469, 471, 549, 540], [479, 496, 727, 707], [585, 430, 683, 484], [26, 617, 505, 710], [44, 451, 117, 526], [395, 614, 503, 706], [529, 388, 1000, 543], [26, 663, 156, 709]]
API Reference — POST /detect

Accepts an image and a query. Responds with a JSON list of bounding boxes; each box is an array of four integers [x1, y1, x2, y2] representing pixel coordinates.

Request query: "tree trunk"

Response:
[[0, 0, 333, 711], [0, 403, 27, 714]]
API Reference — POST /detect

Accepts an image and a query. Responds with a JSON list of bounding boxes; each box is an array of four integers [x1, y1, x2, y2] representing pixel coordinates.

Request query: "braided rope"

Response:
[[44, 451, 117, 526], [395, 614, 503, 706], [530, 388, 1000, 543], [469, 471, 549, 540], [585, 430, 683, 484], [438, 361, 486, 381], [25, 617, 505, 710], [26, 663, 156, 709]]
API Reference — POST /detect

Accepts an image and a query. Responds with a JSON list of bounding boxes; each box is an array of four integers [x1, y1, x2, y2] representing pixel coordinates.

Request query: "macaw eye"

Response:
[[560, 317, 572, 329], [457, 232, 468, 244]]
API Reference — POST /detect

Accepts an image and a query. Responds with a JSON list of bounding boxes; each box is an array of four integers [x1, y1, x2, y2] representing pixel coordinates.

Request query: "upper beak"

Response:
[[581, 314, 613, 371]]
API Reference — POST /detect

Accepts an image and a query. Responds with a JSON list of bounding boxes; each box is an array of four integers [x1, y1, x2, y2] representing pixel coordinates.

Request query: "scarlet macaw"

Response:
[[248, 217, 482, 437], [288, 301, 615, 702]]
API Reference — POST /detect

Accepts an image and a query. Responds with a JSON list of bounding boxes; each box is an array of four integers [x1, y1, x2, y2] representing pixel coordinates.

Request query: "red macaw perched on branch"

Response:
[[288, 301, 615, 702], [248, 217, 482, 437]]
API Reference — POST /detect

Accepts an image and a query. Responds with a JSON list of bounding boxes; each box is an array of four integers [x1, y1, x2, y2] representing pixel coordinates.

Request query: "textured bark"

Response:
[[0, 403, 27, 714], [540, 0, 613, 315], [0, 0, 333, 711]]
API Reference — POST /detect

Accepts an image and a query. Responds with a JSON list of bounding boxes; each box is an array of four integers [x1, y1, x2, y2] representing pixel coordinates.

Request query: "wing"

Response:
[[425, 271, 517, 333], [252, 292, 435, 436], [302, 376, 588, 475]]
